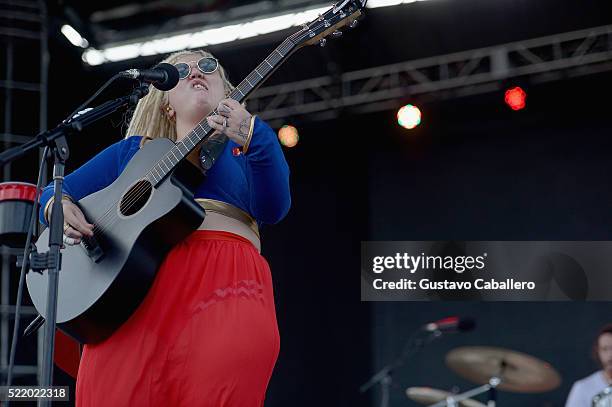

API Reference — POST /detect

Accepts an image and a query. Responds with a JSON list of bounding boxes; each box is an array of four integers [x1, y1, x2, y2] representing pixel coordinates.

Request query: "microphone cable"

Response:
[[64, 72, 123, 124]]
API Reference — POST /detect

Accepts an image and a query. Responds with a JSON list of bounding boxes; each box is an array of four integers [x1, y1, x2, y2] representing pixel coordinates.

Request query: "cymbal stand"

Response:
[[428, 376, 501, 407]]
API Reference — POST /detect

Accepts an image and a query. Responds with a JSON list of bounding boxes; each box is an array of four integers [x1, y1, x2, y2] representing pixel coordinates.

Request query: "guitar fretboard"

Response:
[[146, 37, 298, 185]]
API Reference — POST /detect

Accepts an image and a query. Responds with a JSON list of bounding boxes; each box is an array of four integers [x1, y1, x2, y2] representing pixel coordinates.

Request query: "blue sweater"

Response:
[[39, 117, 291, 226]]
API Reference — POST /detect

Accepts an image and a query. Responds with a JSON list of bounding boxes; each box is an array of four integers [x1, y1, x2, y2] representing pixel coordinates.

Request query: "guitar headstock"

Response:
[[291, 0, 367, 48]]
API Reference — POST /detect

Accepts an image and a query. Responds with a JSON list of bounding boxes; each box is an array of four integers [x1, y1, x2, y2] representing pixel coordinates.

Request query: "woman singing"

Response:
[[39, 49, 291, 406]]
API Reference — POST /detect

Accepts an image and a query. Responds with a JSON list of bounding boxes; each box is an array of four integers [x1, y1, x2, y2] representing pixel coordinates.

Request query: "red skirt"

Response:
[[75, 230, 280, 407]]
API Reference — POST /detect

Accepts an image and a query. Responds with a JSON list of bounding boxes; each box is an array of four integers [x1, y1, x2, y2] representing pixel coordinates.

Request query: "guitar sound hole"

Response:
[[119, 180, 153, 217]]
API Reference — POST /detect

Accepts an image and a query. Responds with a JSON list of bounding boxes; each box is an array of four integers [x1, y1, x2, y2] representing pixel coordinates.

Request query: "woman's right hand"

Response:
[[59, 200, 94, 244]]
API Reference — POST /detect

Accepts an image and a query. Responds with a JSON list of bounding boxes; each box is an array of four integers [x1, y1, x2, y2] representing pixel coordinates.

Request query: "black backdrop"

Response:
[[2, 1, 612, 406], [263, 67, 612, 406]]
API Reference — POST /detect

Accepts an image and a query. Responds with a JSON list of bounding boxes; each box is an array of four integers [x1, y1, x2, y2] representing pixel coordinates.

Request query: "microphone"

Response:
[[423, 316, 475, 333], [120, 63, 179, 91]]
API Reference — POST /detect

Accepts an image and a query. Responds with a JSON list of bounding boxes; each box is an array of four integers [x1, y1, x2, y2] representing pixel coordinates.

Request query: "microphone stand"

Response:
[[360, 329, 443, 407], [0, 83, 149, 407]]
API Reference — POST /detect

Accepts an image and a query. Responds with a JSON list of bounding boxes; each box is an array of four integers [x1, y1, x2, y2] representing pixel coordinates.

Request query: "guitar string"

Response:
[[89, 47, 291, 235], [89, 31, 301, 232], [88, 44, 290, 236], [88, 18, 336, 236], [89, 35, 295, 235], [86, 28, 312, 235], [84, 14, 345, 237], [89, 16, 343, 236]]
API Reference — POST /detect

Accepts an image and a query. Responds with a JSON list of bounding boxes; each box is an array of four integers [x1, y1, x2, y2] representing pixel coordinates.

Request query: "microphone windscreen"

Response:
[[153, 63, 180, 91]]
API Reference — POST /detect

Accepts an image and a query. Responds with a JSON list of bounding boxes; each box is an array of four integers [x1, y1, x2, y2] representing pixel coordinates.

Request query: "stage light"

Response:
[[278, 125, 299, 147], [103, 44, 140, 62], [367, 0, 429, 8], [397, 104, 422, 129], [82, 49, 105, 66], [140, 35, 193, 56], [82, 6, 328, 66], [504, 86, 527, 111], [61, 25, 89, 48], [81, 0, 434, 65]]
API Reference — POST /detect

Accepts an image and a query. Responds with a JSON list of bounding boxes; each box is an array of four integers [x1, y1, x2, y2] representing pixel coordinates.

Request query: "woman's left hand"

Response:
[[206, 99, 252, 146]]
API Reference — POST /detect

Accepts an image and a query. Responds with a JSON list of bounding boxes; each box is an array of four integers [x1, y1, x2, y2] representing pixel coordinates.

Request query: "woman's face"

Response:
[[167, 53, 226, 124]]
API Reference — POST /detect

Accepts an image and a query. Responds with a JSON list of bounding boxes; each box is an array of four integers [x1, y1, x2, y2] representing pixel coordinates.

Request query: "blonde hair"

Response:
[[125, 49, 235, 142]]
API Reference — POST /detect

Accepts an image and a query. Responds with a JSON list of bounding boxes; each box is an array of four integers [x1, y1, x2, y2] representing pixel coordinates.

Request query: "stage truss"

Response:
[[248, 24, 612, 126]]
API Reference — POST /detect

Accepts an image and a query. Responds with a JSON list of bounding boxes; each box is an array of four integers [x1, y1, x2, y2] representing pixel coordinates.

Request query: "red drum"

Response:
[[0, 182, 38, 248]]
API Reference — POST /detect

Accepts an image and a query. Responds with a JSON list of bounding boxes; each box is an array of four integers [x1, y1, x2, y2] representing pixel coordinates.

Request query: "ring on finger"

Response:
[[223, 118, 228, 128], [64, 222, 70, 233]]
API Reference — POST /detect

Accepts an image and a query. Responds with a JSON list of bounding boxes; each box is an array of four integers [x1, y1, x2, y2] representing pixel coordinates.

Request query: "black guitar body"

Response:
[[26, 138, 205, 344], [26, 0, 367, 344]]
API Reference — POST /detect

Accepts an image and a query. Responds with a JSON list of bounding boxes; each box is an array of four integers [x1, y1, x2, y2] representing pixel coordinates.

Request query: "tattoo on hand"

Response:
[[238, 118, 250, 143]]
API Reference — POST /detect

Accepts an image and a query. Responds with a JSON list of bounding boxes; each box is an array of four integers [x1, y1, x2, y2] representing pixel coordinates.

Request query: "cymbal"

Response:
[[446, 346, 561, 393], [406, 387, 486, 407]]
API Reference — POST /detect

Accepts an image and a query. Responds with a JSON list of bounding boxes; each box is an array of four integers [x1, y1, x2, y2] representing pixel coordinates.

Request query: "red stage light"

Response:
[[504, 86, 527, 111]]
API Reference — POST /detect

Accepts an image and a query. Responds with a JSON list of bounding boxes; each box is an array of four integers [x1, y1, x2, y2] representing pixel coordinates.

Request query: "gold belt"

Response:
[[195, 199, 259, 238]]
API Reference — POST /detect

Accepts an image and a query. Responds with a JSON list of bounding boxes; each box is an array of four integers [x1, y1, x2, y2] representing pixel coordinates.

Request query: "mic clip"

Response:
[[120, 69, 140, 80]]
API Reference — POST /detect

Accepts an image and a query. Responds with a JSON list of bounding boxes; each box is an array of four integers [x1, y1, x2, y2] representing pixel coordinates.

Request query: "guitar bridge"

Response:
[[81, 234, 104, 263]]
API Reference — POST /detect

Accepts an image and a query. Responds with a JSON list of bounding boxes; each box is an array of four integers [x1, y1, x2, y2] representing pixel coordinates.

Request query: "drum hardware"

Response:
[[405, 346, 561, 407], [406, 386, 486, 407], [363, 317, 476, 407], [427, 376, 501, 407], [360, 328, 448, 407], [593, 386, 612, 407]]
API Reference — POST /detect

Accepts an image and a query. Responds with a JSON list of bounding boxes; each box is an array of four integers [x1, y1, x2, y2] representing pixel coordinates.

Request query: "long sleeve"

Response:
[[565, 380, 594, 407], [38, 137, 140, 225], [244, 118, 291, 224], [565, 382, 583, 407]]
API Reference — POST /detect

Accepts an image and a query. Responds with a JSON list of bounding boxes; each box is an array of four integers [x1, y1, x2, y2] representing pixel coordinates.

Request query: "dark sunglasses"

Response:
[[174, 57, 219, 79]]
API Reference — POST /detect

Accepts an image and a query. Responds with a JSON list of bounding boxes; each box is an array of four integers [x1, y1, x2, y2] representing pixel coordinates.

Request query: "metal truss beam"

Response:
[[249, 24, 612, 125]]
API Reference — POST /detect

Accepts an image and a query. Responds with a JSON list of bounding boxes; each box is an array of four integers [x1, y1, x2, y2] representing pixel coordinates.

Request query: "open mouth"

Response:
[[192, 81, 208, 91]]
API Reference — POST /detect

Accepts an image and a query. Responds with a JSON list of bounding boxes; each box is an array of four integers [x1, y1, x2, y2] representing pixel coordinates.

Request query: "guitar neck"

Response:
[[143, 0, 366, 185], [146, 38, 298, 185]]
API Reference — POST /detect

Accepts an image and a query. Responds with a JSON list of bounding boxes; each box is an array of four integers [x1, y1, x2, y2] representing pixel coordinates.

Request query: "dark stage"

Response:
[[1, 0, 611, 406]]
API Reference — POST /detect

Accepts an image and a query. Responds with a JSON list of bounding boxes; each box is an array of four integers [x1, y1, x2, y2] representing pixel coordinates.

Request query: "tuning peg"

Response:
[[349, 19, 358, 28], [333, 0, 350, 13], [332, 30, 343, 38], [319, 38, 327, 47]]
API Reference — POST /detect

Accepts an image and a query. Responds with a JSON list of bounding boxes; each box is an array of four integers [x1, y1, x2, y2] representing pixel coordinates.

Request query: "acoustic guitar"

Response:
[[27, 0, 367, 343]]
